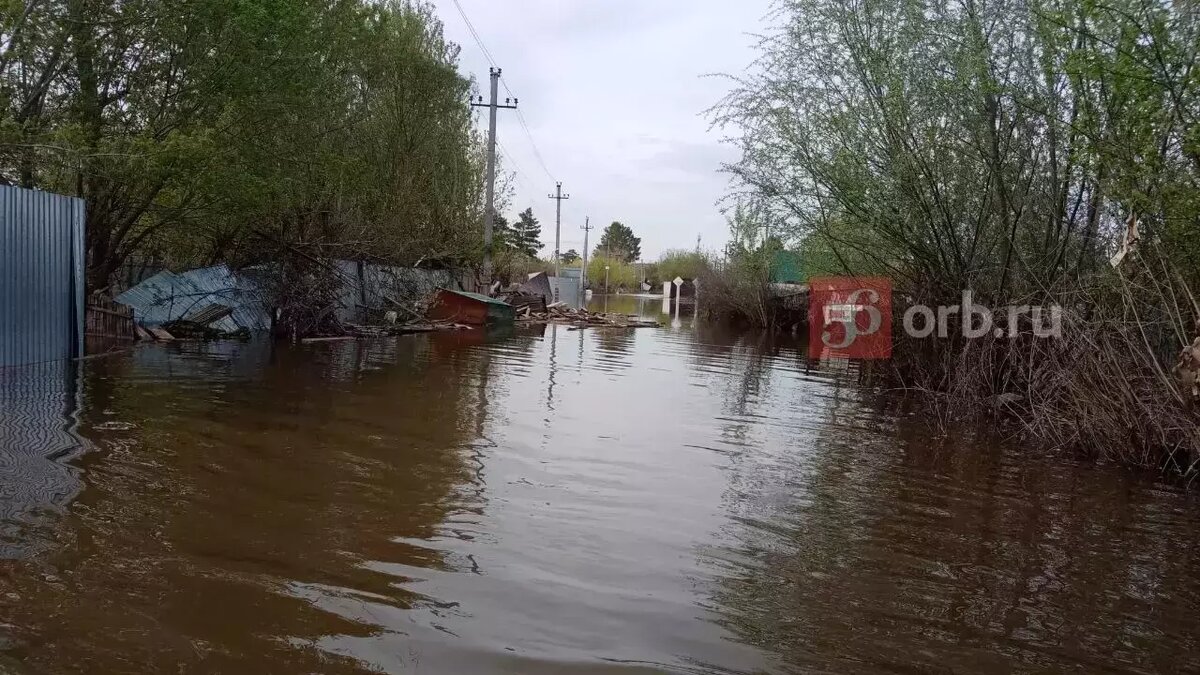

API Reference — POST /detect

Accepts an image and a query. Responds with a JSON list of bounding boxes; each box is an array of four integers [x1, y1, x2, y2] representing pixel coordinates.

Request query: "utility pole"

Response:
[[470, 67, 517, 290], [548, 182, 570, 278], [581, 216, 593, 292]]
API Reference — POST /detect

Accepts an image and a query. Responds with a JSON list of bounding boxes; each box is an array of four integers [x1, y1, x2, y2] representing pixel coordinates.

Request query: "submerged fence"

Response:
[[84, 292, 136, 353], [0, 186, 86, 368]]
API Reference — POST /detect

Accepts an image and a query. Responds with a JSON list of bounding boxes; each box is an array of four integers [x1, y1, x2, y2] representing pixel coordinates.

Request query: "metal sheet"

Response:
[[519, 272, 553, 301], [548, 276, 582, 308], [118, 261, 450, 329], [115, 265, 270, 332], [0, 186, 86, 368], [334, 262, 452, 323]]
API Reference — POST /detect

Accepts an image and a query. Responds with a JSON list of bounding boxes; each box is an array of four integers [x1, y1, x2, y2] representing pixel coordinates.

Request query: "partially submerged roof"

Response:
[[518, 272, 552, 300], [442, 289, 511, 307], [427, 288, 515, 326], [116, 265, 271, 332]]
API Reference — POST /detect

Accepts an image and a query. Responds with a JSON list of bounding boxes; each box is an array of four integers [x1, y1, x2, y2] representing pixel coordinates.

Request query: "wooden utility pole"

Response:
[[470, 67, 516, 289]]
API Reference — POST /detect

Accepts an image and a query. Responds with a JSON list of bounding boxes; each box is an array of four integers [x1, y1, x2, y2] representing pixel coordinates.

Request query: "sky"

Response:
[[429, 0, 772, 261]]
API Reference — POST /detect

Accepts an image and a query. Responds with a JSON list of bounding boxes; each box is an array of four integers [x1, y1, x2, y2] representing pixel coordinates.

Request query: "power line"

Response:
[[497, 139, 548, 203], [496, 140, 530, 185], [449, 0, 498, 67], [449, 1, 558, 183], [501, 76, 556, 182]]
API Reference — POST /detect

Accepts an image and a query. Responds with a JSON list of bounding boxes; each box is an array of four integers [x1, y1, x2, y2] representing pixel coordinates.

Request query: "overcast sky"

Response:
[[429, 0, 771, 261]]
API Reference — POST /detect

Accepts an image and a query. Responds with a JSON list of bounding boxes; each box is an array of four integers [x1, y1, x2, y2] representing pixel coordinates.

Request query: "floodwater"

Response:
[[3, 295, 1200, 673]]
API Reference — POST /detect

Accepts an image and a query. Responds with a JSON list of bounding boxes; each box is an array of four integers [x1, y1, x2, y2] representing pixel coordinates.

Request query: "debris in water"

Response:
[[517, 304, 661, 329]]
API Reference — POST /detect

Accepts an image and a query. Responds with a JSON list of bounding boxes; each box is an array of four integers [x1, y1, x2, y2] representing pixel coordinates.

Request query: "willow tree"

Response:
[[714, 0, 1200, 465], [714, 0, 1200, 303]]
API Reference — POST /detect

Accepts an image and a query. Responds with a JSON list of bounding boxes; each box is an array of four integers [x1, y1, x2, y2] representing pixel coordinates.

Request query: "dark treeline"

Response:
[[712, 0, 1200, 468], [1, 0, 485, 290]]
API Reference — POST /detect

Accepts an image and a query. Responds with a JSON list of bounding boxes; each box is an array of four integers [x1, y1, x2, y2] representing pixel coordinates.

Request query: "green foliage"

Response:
[[511, 207, 542, 258], [595, 221, 641, 263], [699, 248, 776, 327], [0, 0, 485, 288], [559, 248, 581, 265], [655, 249, 709, 283], [586, 255, 637, 292], [493, 213, 514, 250], [713, 0, 1200, 301], [494, 207, 542, 259], [492, 247, 550, 286]]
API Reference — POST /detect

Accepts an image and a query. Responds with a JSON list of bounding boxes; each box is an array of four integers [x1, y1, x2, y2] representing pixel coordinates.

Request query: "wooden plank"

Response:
[[147, 327, 175, 341], [87, 306, 133, 318]]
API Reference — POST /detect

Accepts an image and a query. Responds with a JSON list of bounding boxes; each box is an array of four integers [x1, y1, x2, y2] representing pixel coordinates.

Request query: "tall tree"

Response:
[[595, 221, 641, 263], [512, 207, 542, 257], [559, 248, 580, 264], [0, 0, 485, 289], [492, 213, 513, 250]]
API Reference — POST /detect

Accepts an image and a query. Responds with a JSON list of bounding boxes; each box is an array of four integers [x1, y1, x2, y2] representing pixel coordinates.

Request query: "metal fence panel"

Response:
[[0, 186, 85, 368], [114, 265, 271, 332], [548, 276, 581, 308], [334, 262, 453, 323]]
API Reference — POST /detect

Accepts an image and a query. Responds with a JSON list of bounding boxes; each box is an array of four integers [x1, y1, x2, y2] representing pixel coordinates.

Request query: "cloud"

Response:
[[432, 0, 770, 259]]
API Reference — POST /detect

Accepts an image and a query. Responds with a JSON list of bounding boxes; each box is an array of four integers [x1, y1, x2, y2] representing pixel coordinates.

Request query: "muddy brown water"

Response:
[[3, 295, 1200, 673]]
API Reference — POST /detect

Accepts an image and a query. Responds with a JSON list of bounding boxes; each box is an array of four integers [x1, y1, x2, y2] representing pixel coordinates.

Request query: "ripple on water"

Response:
[[3, 302, 1200, 673]]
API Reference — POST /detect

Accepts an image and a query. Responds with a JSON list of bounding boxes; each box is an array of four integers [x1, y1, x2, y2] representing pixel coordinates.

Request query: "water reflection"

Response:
[[0, 362, 86, 559], [3, 312, 1200, 673], [697, 346, 1200, 673]]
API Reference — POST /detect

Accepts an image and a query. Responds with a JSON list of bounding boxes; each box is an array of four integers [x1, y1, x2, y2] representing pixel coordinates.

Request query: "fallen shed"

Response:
[[518, 271, 553, 301], [426, 289, 515, 326]]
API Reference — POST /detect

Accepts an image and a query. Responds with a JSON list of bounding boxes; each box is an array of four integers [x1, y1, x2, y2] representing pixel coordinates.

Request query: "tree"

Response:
[[492, 214, 514, 250], [559, 249, 581, 265], [587, 255, 636, 292], [0, 0, 485, 290], [595, 221, 641, 263], [711, 0, 1200, 300], [656, 249, 709, 282], [512, 207, 542, 258]]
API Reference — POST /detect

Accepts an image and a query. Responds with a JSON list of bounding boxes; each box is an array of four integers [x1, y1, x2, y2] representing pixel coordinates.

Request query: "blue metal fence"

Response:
[[0, 186, 86, 368]]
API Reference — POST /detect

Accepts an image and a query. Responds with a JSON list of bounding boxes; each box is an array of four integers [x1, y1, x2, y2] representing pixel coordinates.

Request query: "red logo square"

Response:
[[808, 276, 892, 359]]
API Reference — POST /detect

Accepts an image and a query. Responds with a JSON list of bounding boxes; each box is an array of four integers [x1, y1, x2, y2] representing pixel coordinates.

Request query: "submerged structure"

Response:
[[426, 289, 515, 326]]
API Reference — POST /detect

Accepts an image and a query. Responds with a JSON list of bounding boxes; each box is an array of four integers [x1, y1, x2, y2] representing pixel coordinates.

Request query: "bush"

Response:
[[698, 250, 776, 327], [493, 250, 553, 286], [587, 256, 637, 292], [655, 250, 709, 285]]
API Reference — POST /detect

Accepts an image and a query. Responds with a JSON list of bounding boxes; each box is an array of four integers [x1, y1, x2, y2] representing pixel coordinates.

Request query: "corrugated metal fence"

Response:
[[114, 261, 457, 331], [0, 186, 86, 368], [333, 261, 454, 324], [115, 264, 271, 332]]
